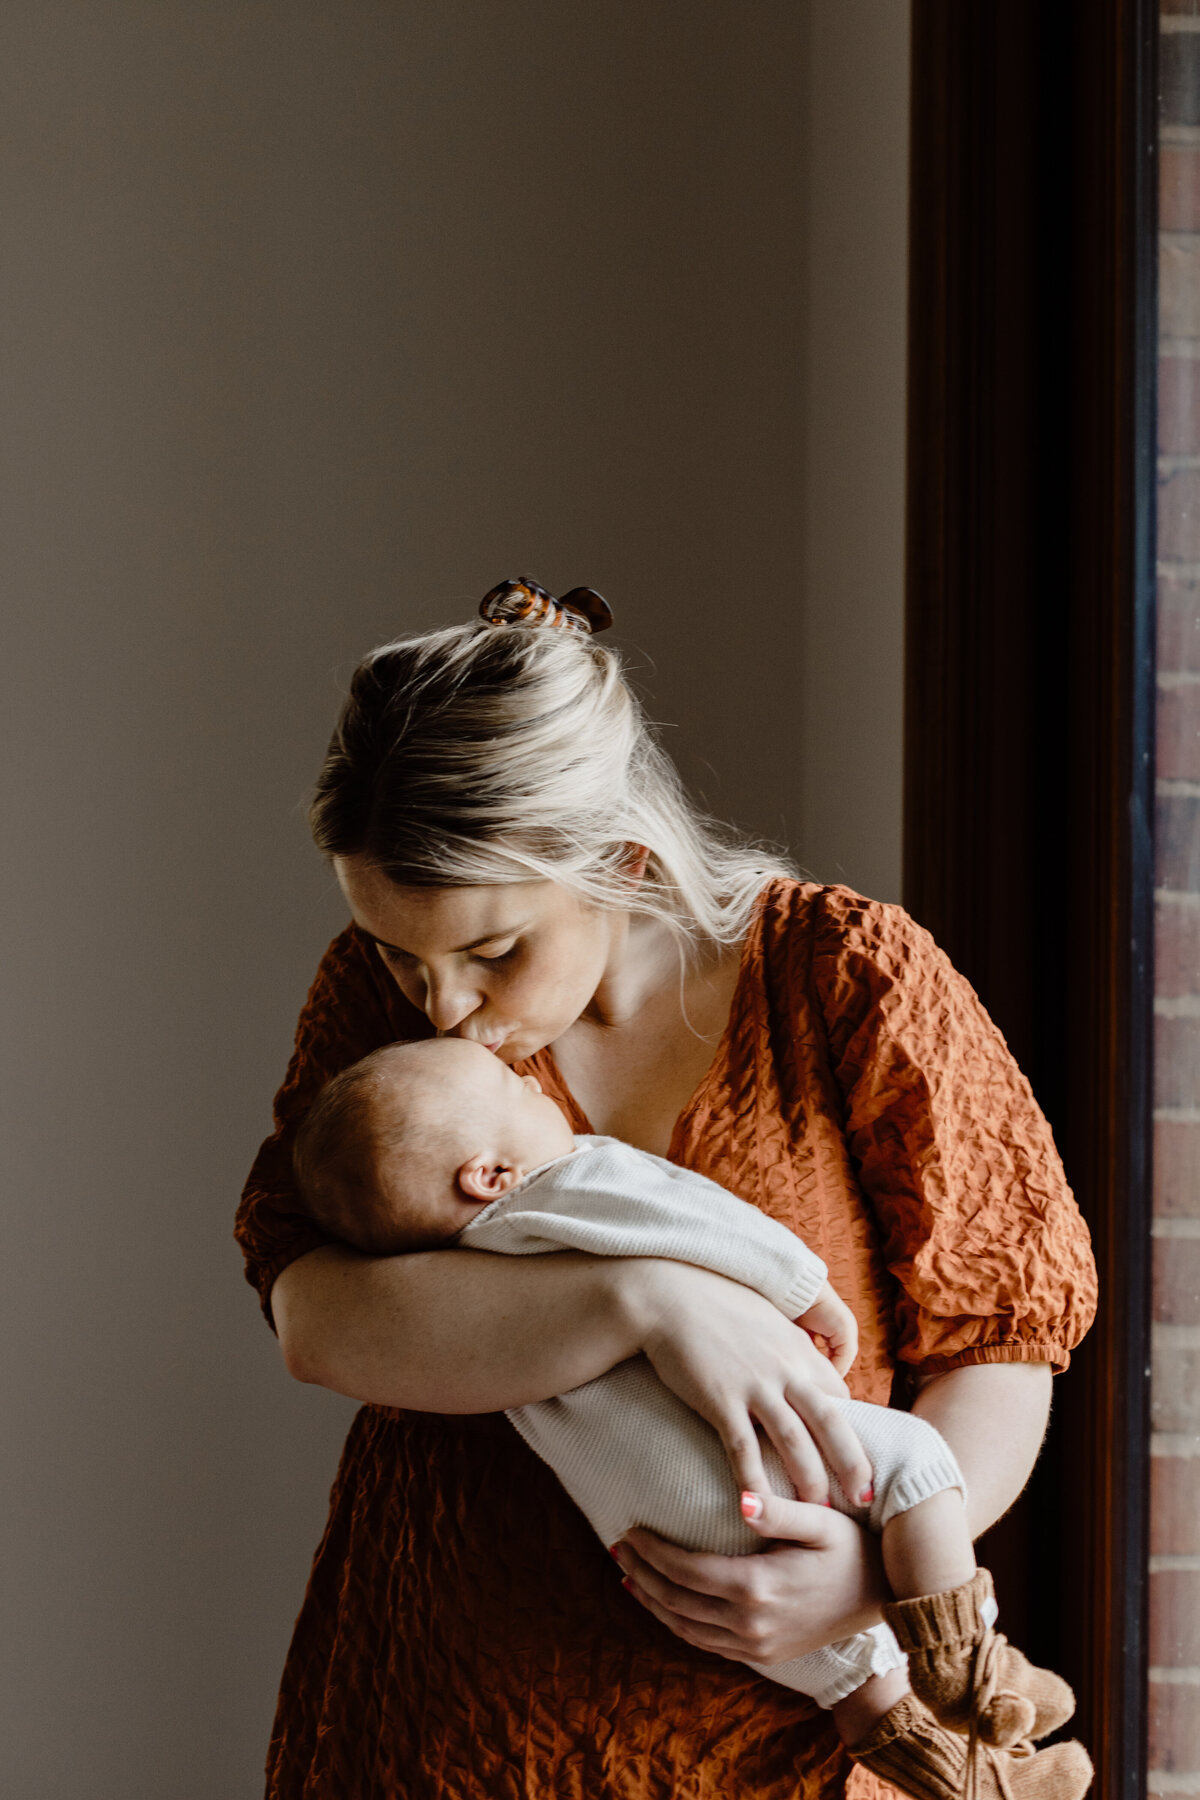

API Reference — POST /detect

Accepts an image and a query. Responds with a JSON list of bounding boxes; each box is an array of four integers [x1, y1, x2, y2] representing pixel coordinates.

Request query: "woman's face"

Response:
[[334, 855, 623, 1063]]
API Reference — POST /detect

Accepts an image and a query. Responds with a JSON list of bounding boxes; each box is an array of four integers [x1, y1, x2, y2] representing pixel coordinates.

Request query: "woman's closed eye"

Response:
[[375, 940, 520, 968], [472, 941, 520, 964], [377, 944, 415, 970]]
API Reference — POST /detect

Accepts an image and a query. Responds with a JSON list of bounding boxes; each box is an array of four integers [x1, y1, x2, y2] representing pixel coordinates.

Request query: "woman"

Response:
[[236, 581, 1097, 1800]]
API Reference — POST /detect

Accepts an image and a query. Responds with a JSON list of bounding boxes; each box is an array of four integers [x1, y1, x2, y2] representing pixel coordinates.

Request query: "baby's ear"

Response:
[[457, 1157, 521, 1204]]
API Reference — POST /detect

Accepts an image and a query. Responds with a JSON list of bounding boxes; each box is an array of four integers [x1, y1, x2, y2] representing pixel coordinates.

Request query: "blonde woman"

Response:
[[236, 582, 1097, 1800]]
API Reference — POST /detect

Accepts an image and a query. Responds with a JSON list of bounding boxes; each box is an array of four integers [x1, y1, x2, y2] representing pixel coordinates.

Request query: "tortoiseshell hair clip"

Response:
[[478, 577, 614, 638]]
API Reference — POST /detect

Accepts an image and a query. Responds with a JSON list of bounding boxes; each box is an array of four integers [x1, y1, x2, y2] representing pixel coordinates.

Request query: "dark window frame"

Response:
[[903, 6, 1159, 1798]]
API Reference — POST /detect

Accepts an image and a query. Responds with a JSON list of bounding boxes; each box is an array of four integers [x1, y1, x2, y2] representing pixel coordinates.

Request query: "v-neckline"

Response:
[[528, 890, 767, 1164]]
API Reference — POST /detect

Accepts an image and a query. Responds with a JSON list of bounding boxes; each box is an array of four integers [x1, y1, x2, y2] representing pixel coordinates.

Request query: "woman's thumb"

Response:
[[739, 1488, 832, 1543]]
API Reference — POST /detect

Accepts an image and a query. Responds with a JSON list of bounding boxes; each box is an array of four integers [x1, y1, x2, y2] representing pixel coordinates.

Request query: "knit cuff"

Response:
[[748, 1622, 907, 1708], [873, 1448, 968, 1532], [780, 1254, 829, 1319], [885, 1569, 995, 1654]]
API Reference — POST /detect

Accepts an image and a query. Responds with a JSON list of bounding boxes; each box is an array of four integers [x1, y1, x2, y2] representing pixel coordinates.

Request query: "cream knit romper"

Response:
[[462, 1135, 966, 1707]]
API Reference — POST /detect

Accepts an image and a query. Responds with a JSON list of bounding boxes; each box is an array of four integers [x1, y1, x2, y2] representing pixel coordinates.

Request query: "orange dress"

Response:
[[236, 881, 1097, 1800]]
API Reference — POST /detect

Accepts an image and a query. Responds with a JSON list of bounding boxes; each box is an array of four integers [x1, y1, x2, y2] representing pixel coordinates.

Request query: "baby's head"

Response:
[[293, 1037, 576, 1255]]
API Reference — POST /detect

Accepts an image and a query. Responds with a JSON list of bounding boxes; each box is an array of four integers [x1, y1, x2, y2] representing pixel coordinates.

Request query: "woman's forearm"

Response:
[[911, 1360, 1053, 1538], [272, 1243, 652, 1412]]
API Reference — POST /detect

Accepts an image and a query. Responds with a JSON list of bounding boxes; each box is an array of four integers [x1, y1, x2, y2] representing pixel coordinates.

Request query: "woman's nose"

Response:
[[423, 974, 481, 1033]]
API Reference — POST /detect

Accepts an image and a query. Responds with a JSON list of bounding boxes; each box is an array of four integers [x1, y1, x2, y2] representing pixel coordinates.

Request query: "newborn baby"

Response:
[[293, 1038, 1090, 1800]]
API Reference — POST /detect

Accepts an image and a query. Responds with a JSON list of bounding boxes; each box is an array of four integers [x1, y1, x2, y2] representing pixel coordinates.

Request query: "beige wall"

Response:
[[0, 4, 908, 1793]]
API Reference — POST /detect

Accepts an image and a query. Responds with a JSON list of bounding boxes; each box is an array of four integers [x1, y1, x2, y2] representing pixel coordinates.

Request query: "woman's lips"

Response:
[[441, 1027, 506, 1052]]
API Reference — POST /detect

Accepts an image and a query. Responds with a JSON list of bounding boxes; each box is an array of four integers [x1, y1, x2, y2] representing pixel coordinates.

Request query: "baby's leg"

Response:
[[833, 1472, 1091, 1800], [881, 1487, 975, 1600], [831, 1667, 911, 1748], [836, 1401, 1076, 1749]]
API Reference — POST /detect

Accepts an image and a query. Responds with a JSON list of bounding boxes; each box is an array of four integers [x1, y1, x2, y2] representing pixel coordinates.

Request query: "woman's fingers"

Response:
[[713, 1414, 770, 1500], [618, 1526, 763, 1601], [611, 1536, 737, 1626], [787, 1389, 874, 1507], [618, 1572, 753, 1656], [613, 1530, 780, 1659], [739, 1488, 836, 1544], [615, 1511, 875, 1666], [750, 1393, 831, 1503]]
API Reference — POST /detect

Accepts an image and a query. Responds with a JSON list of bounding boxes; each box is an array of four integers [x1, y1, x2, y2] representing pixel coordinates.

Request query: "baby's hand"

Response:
[[795, 1282, 858, 1378]]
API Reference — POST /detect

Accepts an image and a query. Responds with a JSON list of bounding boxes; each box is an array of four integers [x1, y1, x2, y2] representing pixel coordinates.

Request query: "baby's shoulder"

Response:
[[542, 1137, 734, 1214]]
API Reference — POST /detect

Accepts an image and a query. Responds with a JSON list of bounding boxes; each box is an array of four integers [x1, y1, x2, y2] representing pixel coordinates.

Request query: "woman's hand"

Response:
[[611, 1490, 886, 1664], [630, 1261, 873, 1505]]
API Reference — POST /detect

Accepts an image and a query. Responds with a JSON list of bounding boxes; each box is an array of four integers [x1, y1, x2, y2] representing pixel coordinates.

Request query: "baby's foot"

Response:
[[883, 1569, 1075, 1746], [850, 1692, 1093, 1800]]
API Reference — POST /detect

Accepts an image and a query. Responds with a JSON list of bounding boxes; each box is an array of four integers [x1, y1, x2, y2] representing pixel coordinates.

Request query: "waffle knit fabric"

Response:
[[467, 1136, 966, 1706], [236, 880, 1098, 1800]]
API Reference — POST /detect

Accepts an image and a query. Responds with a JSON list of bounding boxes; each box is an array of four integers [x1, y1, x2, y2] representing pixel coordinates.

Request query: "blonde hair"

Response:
[[309, 621, 794, 953]]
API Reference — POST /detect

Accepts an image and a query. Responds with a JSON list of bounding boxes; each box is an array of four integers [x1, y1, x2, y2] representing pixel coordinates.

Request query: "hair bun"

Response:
[[557, 587, 614, 634], [478, 577, 614, 637]]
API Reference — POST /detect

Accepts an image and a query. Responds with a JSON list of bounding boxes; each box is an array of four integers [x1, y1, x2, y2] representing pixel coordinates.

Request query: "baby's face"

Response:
[[370, 1038, 576, 1247]]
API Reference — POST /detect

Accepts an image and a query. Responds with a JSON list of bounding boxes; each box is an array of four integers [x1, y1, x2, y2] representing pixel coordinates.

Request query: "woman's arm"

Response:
[[273, 1243, 870, 1501], [912, 1361, 1052, 1537], [273, 1242, 648, 1410], [612, 1360, 1054, 1664]]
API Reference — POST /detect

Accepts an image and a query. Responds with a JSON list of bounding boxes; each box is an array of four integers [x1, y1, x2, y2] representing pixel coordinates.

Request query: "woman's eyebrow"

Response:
[[363, 922, 530, 956]]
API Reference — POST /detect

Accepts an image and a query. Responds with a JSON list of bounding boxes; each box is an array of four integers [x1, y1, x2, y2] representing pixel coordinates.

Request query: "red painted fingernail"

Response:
[[740, 1490, 764, 1521], [621, 1576, 633, 1592], [823, 1498, 832, 1507], [860, 1485, 875, 1505], [608, 1545, 623, 1561]]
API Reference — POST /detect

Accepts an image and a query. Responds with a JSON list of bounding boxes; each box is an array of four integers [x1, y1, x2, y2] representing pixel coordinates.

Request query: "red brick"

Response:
[[1159, 571, 1200, 673], [1159, 792, 1200, 895], [1150, 1568, 1200, 1664], [1163, 238, 1200, 339], [1163, 149, 1200, 237], [1152, 1453, 1200, 1555], [1164, 33, 1200, 130], [1156, 1015, 1200, 1110], [1160, 469, 1200, 562], [1154, 1237, 1200, 1323], [1149, 1679, 1200, 1772], [1156, 1120, 1200, 1217], [1154, 1334, 1200, 1434], [1160, 684, 1200, 783], [1160, 355, 1200, 453], [1157, 900, 1200, 997]]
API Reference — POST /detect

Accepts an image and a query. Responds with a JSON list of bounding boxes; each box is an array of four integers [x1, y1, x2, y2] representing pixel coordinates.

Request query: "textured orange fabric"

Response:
[[236, 881, 1097, 1799]]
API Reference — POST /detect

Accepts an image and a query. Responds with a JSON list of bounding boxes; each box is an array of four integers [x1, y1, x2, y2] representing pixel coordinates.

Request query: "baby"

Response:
[[293, 1037, 1091, 1800]]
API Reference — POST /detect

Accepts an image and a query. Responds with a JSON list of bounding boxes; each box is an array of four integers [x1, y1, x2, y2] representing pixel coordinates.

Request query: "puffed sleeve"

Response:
[[234, 925, 426, 1328], [810, 887, 1098, 1375]]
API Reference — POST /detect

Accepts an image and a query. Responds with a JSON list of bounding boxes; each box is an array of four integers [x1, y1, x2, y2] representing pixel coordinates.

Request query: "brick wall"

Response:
[[1151, 5, 1200, 1792]]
